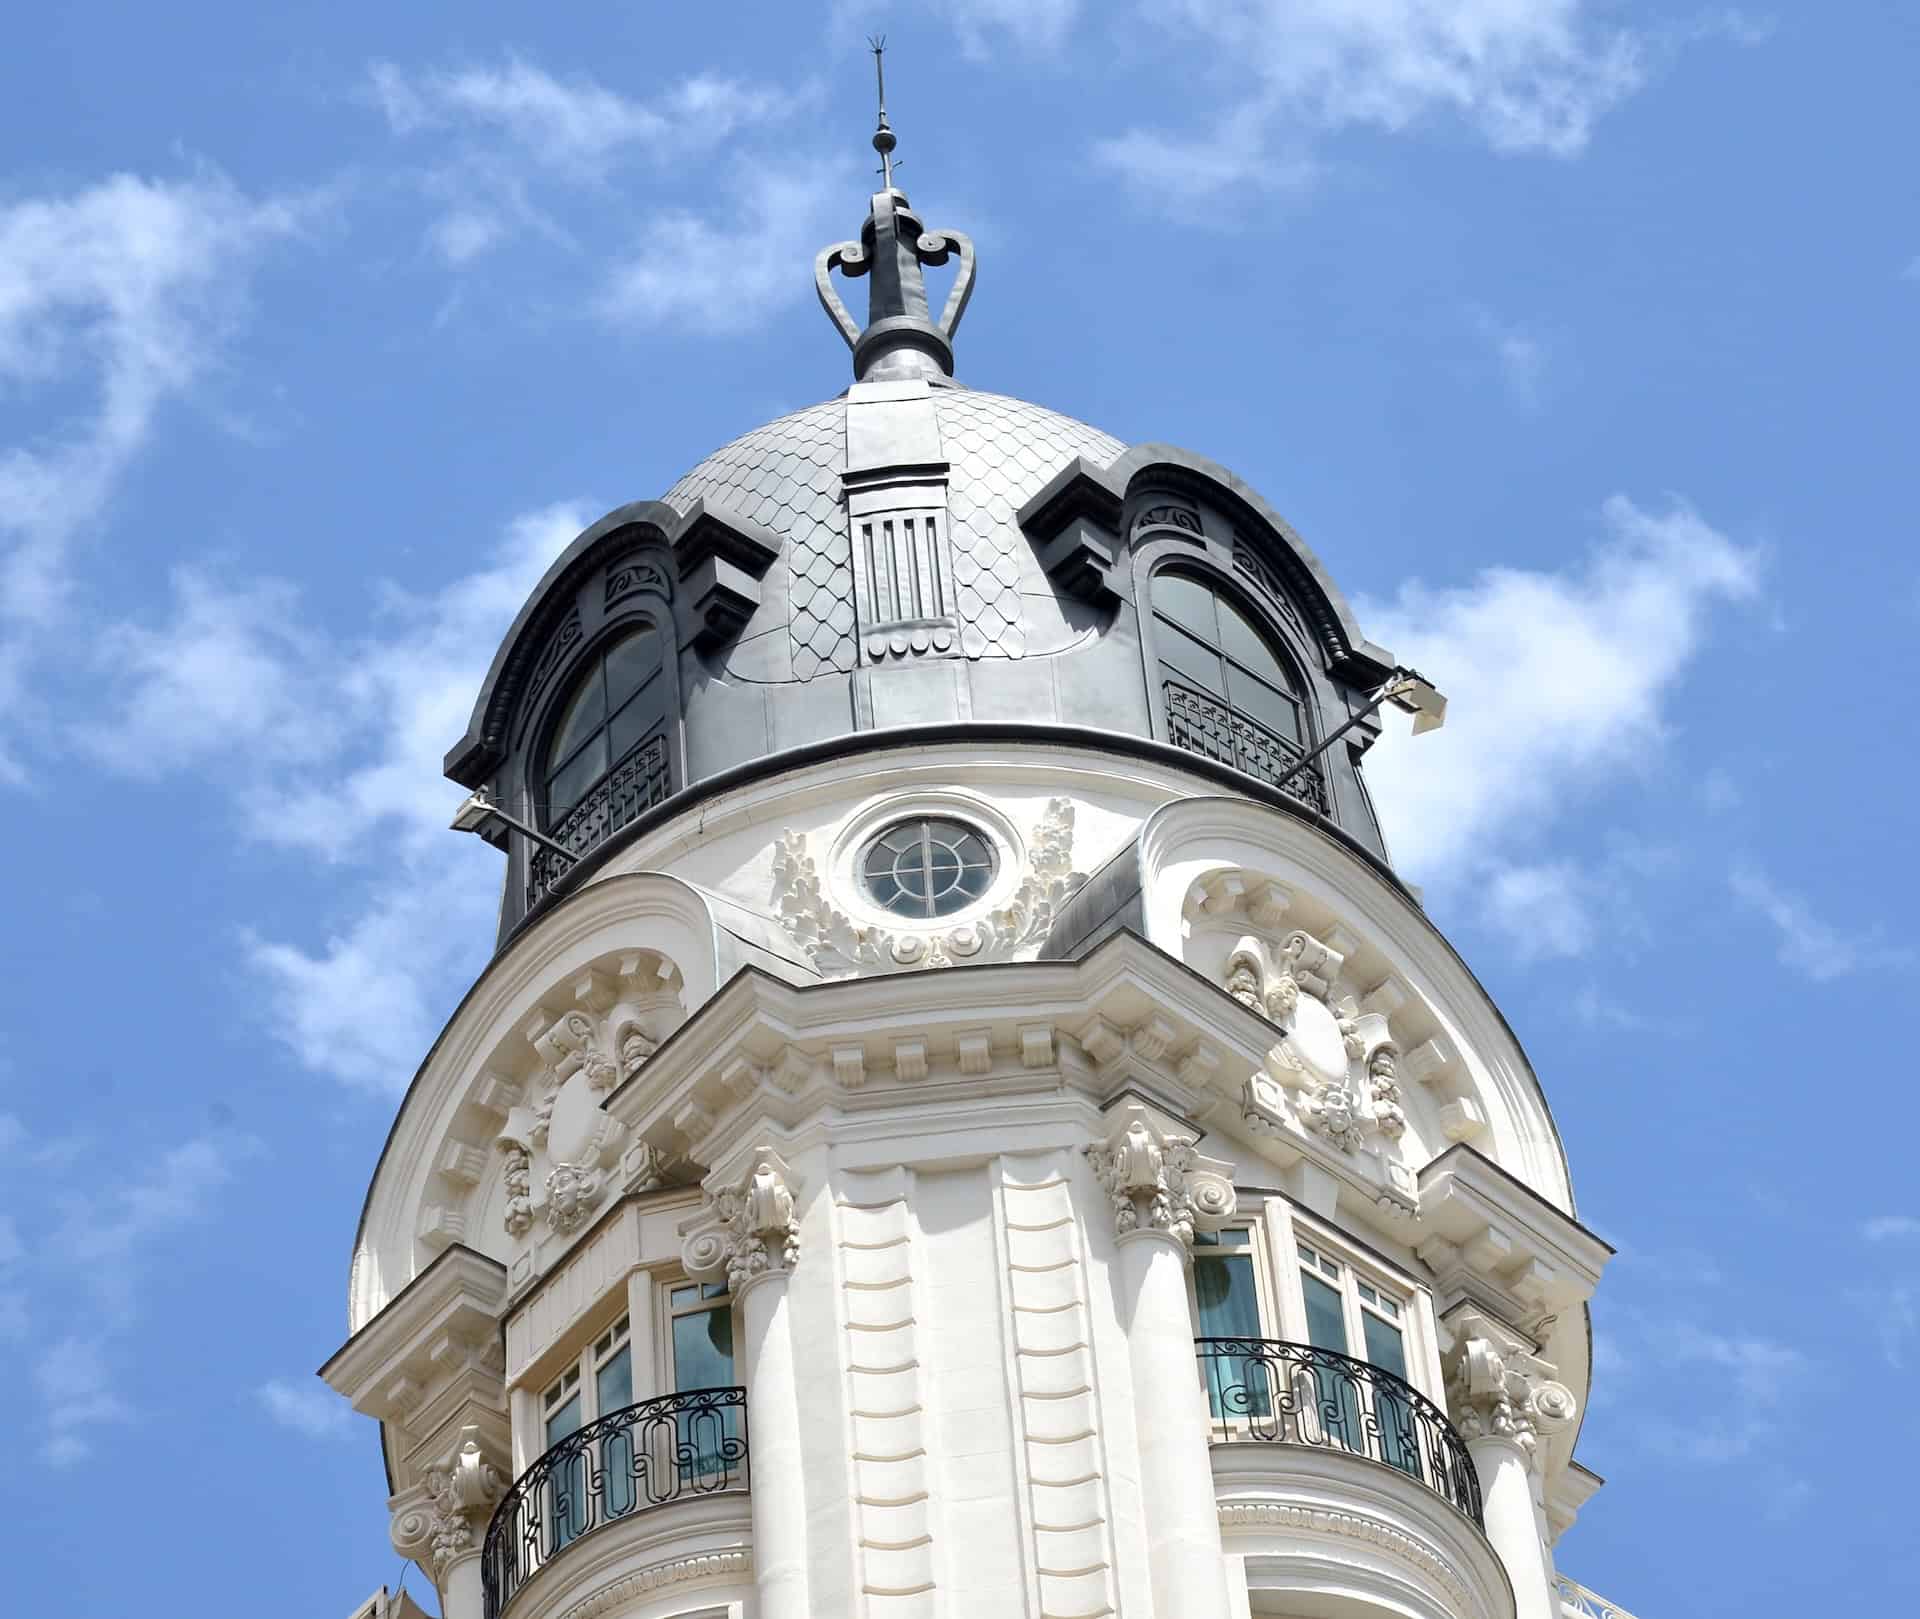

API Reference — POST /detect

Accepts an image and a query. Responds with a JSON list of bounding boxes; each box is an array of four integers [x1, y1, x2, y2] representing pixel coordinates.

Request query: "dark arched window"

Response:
[[1152, 569, 1320, 801], [539, 624, 672, 834]]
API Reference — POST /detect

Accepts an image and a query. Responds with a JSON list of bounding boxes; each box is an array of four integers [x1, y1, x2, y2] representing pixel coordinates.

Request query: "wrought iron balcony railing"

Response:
[[1197, 1337, 1483, 1528], [1556, 1575, 1641, 1618], [1162, 679, 1329, 814], [481, 1386, 748, 1619], [526, 732, 672, 908]]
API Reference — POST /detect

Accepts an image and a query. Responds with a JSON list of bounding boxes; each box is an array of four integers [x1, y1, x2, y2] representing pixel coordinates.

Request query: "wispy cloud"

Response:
[[86, 502, 587, 1090], [1863, 1216, 1920, 1243], [1358, 494, 1759, 947], [1089, 0, 1651, 206], [35, 1339, 134, 1466], [257, 1378, 352, 1439], [0, 171, 304, 776], [1471, 306, 1551, 410], [1729, 865, 1913, 982]]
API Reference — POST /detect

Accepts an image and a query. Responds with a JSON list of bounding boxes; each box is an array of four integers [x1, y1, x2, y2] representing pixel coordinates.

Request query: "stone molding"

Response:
[[683, 1146, 801, 1293], [1443, 1309, 1577, 1466], [1218, 1501, 1476, 1616], [1086, 1101, 1235, 1247], [389, 1423, 507, 1581], [769, 796, 1086, 975], [548, 1550, 753, 1619]]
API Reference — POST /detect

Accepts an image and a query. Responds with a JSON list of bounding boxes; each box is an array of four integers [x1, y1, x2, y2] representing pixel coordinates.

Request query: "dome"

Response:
[[663, 387, 1125, 673]]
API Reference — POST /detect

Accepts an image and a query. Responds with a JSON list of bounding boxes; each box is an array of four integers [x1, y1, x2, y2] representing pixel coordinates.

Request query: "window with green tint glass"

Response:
[[1193, 1227, 1273, 1421], [667, 1281, 738, 1482], [1294, 1235, 1421, 1473]]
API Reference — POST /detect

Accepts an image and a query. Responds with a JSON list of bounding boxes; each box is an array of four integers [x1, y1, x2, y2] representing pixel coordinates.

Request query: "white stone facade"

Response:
[[324, 742, 1623, 1619]]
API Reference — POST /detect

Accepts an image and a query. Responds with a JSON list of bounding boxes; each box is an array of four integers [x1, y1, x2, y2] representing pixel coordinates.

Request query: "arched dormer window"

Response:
[[527, 623, 675, 901], [1151, 568, 1324, 807]]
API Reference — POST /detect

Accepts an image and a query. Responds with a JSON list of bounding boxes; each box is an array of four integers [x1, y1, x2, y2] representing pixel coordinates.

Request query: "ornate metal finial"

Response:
[[870, 35, 897, 191], [815, 45, 977, 383]]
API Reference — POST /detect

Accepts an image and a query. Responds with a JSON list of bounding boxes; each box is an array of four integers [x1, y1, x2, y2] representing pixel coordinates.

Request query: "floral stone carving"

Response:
[[390, 1424, 505, 1579], [699, 1147, 801, 1292], [770, 798, 1087, 975], [494, 1007, 633, 1239], [1086, 1102, 1236, 1247], [1445, 1316, 1578, 1465]]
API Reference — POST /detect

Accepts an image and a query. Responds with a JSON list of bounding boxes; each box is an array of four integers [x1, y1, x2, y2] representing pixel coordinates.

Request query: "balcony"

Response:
[[525, 732, 673, 909], [1161, 679, 1330, 814], [1557, 1575, 1641, 1618], [1196, 1337, 1483, 1529], [481, 1386, 748, 1619]]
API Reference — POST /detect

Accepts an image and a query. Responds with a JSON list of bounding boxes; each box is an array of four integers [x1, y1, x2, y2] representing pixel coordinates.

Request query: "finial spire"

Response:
[[815, 44, 977, 383], [870, 36, 897, 191]]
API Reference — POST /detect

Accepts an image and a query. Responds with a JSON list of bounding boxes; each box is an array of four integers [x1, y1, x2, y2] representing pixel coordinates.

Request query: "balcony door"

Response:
[[666, 1281, 739, 1486]]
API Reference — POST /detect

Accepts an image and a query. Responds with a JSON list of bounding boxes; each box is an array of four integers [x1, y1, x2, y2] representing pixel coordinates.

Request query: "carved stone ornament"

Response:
[[1446, 1331, 1578, 1465], [493, 1007, 631, 1239], [390, 1424, 505, 1580], [695, 1147, 801, 1292], [1086, 1102, 1236, 1248], [1224, 928, 1406, 1155], [769, 798, 1087, 976]]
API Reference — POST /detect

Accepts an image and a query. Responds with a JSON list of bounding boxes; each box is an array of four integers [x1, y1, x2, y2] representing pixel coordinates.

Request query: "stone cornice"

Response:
[[1218, 1501, 1475, 1616], [321, 1244, 507, 1414], [1416, 1144, 1612, 1336], [550, 1550, 752, 1619]]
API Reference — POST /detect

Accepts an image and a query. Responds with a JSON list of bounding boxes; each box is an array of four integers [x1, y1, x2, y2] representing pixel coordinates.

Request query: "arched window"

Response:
[[540, 625, 671, 827], [1152, 569, 1319, 799]]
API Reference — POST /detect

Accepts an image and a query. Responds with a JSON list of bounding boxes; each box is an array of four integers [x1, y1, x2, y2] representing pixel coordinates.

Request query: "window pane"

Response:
[[608, 686, 661, 764], [1362, 1313, 1407, 1380], [1157, 621, 1226, 695], [545, 1392, 581, 1447], [673, 1304, 735, 1391], [1194, 1252, 1263, 1339], [1301, 1271, 1348, 1355], [1154, 572, 1217, 640], [1218, 595, 1290, 687], [596, 1343, 633, 1417], [1229, 669, 1303, 747], [1362, 1313, 1419, 1478], [546, 667, 606, 777], [546, 733, 608, 818], [602, 628, 662, 707]]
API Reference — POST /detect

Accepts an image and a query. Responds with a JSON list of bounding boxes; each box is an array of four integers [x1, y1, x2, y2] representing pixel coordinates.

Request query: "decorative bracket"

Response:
[[1086, 1102, 1235, 1248]]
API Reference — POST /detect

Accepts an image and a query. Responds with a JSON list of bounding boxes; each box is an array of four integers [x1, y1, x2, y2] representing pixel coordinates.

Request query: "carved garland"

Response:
[[770, 798, 1087, 976]]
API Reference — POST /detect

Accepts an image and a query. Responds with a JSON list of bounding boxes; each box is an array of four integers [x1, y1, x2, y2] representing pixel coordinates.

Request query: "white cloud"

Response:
[[1729, 865, 1913, 982], [257, 1378, 352, 1438], [368, 55, 806, 277], [35, 1338, 134, 1467], [600, 165, 850, 336], [1091, 0, 1651, 203], [1471, 306, 1550, 409], [0, 172, 301, 774], [1480, 860, 1591, 958], [1357, 496, 1758, 938], [88, 502, 585, 1090], [1863, 1216, 1920, 1243]]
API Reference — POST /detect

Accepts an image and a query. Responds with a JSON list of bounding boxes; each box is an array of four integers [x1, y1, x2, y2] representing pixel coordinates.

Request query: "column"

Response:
[[1116, 1227, 1235, 1619], [697, 1146, 810, 1619], [1447, 1324, 1576, 1619], [391, 1424, 505, 1619], [740, 1270, 810, 1619], [439, 1553, 486, 1619], [1090, 1103, 1237, 1619]]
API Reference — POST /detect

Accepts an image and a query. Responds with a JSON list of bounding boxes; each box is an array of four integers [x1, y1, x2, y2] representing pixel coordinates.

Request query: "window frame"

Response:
[[1135, 556, 1322, 796], [539, 1309, 635, 1434], [535, 620, 673, 830], [660, 1274, 737, 1394], [1271, 1209, 1440, 1403]]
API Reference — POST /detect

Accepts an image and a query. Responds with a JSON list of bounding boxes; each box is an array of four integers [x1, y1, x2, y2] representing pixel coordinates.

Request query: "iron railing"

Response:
[[526, 731, 672, 908], [1197, 1337, 1483, 1528], [1162, 679, 1329, 813], [1555, 1575, 1640, 1619], [481, 1386, 748, 1619]]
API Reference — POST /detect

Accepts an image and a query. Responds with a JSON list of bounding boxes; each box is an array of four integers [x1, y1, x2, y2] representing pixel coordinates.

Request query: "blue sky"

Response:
[[2, 3, 1914, 1614]]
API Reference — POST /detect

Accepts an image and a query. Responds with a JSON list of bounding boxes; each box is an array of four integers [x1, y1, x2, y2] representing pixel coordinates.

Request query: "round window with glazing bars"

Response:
[[860, 817, 997, 919]]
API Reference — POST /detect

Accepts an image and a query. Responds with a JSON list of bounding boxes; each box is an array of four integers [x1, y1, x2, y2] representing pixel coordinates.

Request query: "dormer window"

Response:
[[1150, 568, 1322, 807], [543, 627, 667, 822]]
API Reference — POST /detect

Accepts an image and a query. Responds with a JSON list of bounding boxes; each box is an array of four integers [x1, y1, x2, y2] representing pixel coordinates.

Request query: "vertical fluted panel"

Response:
[[837, 1169, 938, 1616], [998, 1156, 1119, 1619]]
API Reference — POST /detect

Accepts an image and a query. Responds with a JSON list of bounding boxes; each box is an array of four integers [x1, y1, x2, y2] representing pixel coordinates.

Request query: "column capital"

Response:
[[684, 1145, 802, 1293], [389, 1423, 508, 1585], [1087, 1101, 1236, 1249], [1442, 1311, 1577, 1463]]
